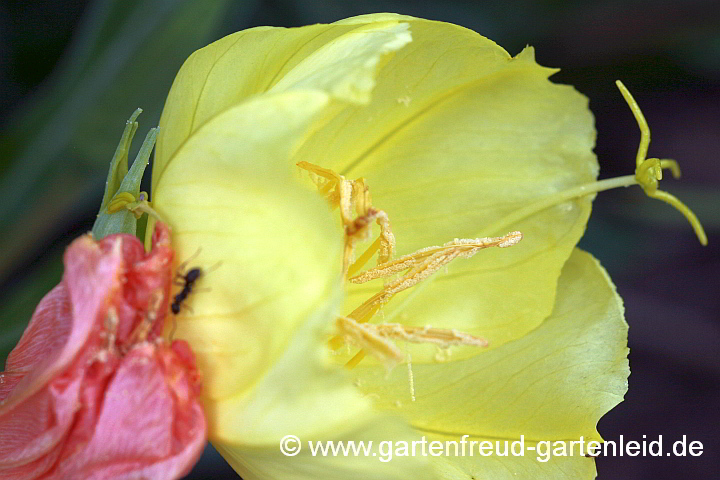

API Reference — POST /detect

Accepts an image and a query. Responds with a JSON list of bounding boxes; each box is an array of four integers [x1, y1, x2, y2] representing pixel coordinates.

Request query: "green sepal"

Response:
[[92, 110, 158, 239], [100, 108, 141, 209]]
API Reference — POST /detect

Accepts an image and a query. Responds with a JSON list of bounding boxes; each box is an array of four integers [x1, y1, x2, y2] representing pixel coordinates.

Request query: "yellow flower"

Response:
[[148, 13, 702, 480]]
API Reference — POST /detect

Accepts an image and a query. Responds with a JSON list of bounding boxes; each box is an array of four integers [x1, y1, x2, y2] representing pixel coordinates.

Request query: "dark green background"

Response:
[[1, 1, 718, 479]]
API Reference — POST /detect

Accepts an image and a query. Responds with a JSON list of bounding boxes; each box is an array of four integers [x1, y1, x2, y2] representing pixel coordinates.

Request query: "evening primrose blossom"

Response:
[[146, 13, 704, 480]]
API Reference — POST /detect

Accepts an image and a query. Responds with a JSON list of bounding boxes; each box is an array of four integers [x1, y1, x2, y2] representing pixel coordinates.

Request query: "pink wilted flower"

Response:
[[0, 223, 206, 480]]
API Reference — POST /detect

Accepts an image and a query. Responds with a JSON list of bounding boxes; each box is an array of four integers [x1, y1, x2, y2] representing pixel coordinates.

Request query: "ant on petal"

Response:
[[168, 248, 221, 340], [171, 248, 221, 316]]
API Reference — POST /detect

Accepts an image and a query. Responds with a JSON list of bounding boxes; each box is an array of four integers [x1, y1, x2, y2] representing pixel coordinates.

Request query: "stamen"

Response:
[[332, 231, 521, 357], [407, 352, 416, 402], [350, 232, 522, 284], [104, 307, 119, 354], [299, 162, 520, 368], [298, 161, 397, 276], [347, 236, 383, 277], [127, 289, 164, 346], [336, 317, 489, 371], [372, 323, 488, 348], [374, 209, 395, 264], [343, 208, 397, 275], [93, 306, 120, 364], [106, 192, 137, 214], [106, 190, 164, 221], [336, 317, 404, 370], [347, 232, 522, 319], [345, 350, 367, 369]]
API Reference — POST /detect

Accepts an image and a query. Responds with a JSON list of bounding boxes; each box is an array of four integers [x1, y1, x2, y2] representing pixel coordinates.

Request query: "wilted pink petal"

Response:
[[0, 223, 206, 480], [49, 341, 206, 480]]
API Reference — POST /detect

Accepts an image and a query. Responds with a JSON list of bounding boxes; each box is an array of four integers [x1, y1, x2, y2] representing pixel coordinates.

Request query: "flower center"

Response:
[[298, 161, 522, 369]]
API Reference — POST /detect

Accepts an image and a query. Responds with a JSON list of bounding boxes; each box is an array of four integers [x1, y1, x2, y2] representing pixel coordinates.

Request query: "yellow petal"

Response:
[[152, 90, 341, 401], [292, 18, 596, 354], [351, 249, 628, 479], [153, 16, 412, 189], [211, 293, 435, 480], [268, 21, 411, 103], [215, 424, 434, 480], [430, 442, 597, 480]]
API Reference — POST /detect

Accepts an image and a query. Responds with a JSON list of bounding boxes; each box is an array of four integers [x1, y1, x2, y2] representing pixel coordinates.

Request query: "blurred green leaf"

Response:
[[0, 247, 64, 364], [0, 0, 245, 282]]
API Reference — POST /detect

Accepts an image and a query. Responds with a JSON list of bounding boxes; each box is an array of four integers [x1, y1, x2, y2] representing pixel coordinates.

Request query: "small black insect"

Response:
[[170, 249, 220, 318], [171, 267, 202, 314]]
